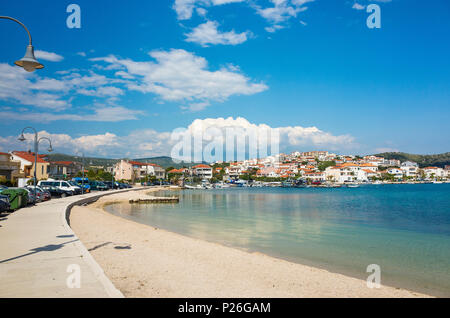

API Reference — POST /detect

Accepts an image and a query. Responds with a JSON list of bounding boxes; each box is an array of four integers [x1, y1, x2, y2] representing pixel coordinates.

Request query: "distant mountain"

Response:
[[374, 152, 450, 168], [46, 153, 119, 168], [133, 156, 206, 169], [45, 154, 204, 169]]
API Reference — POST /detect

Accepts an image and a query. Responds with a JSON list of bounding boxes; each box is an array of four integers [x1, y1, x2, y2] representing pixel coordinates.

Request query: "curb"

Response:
[[61, 187, 157, 298]]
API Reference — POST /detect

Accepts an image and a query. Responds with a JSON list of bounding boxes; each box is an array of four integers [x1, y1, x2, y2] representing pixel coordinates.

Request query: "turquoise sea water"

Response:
[[105, 184, 450, 296]]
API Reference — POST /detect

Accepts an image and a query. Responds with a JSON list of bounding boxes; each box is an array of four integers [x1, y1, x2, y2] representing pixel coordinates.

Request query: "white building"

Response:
[[387, 167, 404, 179], [400, 161, 419, 178], [191, 164, 213, 179], [423, 167, 445, 180]]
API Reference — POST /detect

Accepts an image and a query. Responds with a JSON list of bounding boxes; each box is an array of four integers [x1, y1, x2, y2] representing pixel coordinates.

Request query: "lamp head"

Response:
[[14, 45, 44, 72], [18, 134, 26, 142], [48, 145, 53, 153]]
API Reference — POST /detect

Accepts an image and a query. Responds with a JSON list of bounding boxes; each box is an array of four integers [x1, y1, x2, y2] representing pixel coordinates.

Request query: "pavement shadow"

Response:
[[114, 245, 132, 250], [88, 242, 112, 252], [0, 239, 79, 264]]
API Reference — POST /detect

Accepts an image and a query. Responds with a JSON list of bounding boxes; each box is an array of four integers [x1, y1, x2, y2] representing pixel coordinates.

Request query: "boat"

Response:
[[214, 182, 231, 189]]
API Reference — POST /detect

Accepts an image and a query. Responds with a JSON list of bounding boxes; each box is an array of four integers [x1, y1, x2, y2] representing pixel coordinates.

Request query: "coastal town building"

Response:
[[0, 152, 22, 182], [11, 151, 50, 180], [191, 164, 213, 179], [423, 167, 445, 180], [387, 167, 404, 179], [400, 161, 419, 178], [113, 160, 166, 181], [48, 161, 82, 179]]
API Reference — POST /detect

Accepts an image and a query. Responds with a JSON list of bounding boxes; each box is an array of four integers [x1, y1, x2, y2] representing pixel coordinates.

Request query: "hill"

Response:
[[374, 152, 450, 168], [46, 153, 119, 168], [132, 156, 206, 169], [46, 154, 203, 169]]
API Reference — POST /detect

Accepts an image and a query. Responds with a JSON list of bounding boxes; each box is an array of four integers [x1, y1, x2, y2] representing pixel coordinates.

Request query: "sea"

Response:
[[105, 184, 450, 296]]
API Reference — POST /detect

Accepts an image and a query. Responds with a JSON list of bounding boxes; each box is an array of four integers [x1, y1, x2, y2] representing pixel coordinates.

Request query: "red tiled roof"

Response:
[[51, 161, 76, 166], [129, 161, 163, 168], [193, 164, 211, 169], [13, 151, 48, 164]]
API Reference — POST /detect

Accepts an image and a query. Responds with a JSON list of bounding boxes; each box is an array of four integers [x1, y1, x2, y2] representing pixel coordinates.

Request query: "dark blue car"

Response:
[[0, 194, 10, 212]]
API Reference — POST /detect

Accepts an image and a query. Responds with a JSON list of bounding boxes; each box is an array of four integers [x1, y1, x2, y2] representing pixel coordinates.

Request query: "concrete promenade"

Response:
[[0, 189, 140, 298]]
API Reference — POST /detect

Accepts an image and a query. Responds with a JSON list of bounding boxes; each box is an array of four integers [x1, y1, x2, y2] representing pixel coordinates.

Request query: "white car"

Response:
[[38, 180, 82, 195]]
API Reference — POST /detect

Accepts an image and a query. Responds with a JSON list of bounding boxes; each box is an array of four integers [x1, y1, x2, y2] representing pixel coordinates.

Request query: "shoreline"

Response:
[[70, 188, 432, 298]]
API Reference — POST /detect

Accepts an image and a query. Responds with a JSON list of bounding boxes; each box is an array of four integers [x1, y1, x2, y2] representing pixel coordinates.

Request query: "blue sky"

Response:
[[0, 0, 449, 158]]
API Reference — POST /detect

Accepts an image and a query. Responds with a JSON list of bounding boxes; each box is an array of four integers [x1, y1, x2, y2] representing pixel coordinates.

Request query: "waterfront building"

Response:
[[191, 164, 213, 179], [113, 160, 166, 181], [48, 161, 82, 179], [0, 152, 22, 182], [11, 151, 50, 180]]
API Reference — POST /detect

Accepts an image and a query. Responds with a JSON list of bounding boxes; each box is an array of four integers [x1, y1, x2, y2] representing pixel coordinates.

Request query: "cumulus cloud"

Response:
[[0, 117, 357, 159], [91, 49, 268, 111], [185, 21, 251, 47], [34, 50, 64, 62]]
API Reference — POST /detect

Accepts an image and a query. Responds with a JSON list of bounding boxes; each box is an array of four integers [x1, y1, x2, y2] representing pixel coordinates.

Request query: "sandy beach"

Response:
[[70, 188, 431, 298]]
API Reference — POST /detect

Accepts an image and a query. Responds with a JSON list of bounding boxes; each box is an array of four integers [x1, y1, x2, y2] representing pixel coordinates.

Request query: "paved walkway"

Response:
[[0, 190, 129, 298]]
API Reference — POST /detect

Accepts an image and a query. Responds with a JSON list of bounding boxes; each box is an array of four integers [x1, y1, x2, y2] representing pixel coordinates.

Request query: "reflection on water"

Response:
[[106, 184, 450, 296]]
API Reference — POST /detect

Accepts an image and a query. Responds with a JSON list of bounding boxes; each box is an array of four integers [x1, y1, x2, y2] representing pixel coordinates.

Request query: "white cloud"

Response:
[[173, 0, 245, 20], [185, 20, 250, 47], [0, 62, 133, 113], [91, 49, 267, 111], [0, 64, 69, 110], [34, 50, 64, 62], [0, 117, 357, 159], [77, 86, 124, 97], [352, 3, 365, 10], [255, 0, 314, 31], [0, 106, 144, 123]]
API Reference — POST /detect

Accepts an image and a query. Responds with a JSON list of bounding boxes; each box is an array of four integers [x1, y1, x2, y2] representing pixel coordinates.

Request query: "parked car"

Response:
[[39, 188, 51, 201], [22, 188, 41, 204], [89, 180, 109, 191], [102, 181, 117, 190], [26, 186, 51, 201], [39, 185, 73, 198], [38, 180, 81, 195], [71, 178, 91, 193], [0, 194, 10, 212]]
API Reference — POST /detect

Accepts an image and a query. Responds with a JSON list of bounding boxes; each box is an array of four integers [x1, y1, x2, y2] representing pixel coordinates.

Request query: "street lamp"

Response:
[[0, 16, 44, 72], [75, 152, 85, 195], [18, 127, 53, 204]]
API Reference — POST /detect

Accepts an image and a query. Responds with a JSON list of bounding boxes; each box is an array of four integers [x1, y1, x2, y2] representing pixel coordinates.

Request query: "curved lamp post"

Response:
[[0, 16, 44, 72], [75, 152, 85, 195], [18, 127, 53, 204]]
